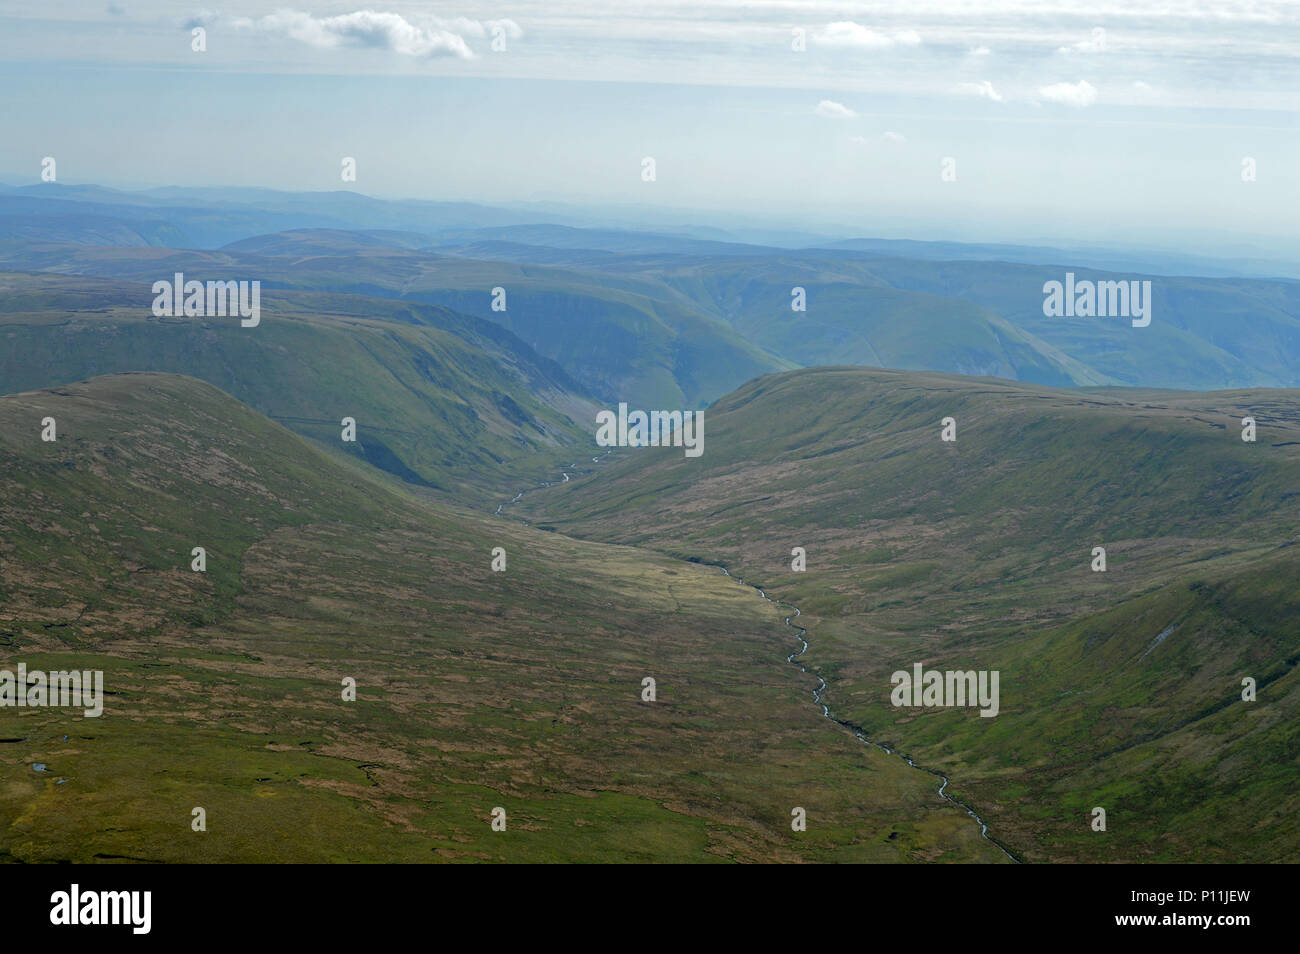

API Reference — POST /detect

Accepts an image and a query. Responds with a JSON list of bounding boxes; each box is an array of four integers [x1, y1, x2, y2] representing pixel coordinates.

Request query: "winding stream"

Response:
[[494, 454, 1020, 863], [719, 568, 1019, 863]]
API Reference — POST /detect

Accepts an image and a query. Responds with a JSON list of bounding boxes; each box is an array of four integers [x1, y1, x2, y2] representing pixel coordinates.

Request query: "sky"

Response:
[[0, 1, 1297, 252]]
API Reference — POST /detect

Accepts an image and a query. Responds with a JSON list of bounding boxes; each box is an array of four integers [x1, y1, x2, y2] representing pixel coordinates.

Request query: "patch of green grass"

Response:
[[518, 366, 1300, 861]]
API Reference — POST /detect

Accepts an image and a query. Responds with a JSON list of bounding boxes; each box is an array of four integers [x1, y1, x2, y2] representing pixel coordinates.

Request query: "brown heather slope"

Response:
[[516, 366, 1300, 862], [0, 372, 1008, 862]]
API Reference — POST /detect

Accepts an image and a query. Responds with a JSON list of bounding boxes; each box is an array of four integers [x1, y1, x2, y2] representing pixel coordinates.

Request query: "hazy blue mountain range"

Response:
[[3, 187, 1298, 402]]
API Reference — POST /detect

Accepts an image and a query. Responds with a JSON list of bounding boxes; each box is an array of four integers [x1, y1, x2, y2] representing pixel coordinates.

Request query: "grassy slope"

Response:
[[516, 366, 1300, 862], [346, 258, 793, 409], [380, 244, 1300, 390], [842, 257, 1300, 389], [0, 373, 1006, 862], [0, 271, 597, 509], [7, 234, 1300, 394], [0, 243, 792, 409], [627, 256, 1112, 387]]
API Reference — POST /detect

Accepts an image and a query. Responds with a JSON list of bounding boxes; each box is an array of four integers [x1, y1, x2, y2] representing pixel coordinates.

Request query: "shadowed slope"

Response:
[[0, 272, 599, 507]]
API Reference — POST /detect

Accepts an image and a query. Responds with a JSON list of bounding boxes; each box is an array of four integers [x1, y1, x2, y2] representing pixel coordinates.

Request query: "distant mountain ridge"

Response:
[[4, 185, 1299, 404], [5, 181, 1298, 278]]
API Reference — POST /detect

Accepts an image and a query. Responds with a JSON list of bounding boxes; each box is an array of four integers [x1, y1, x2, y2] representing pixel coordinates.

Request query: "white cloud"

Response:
[[957, 80, 1004, 102], [232, 10, 522, 59], [1039, 79, 1098, 107], [23, 1, 1294, 115], [815, 99, 858, 119], [813, 22, 921, 50], [882, 130, 906, 143]]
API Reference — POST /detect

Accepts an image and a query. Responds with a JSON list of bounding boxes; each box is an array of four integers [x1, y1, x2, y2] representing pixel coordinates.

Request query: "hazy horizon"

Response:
[[2, 1, 1298, 257]]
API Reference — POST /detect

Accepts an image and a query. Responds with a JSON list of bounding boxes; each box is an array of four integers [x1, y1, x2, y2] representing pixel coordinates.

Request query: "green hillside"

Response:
[[515, 366, 1300, 861], [8, 230, 1300, 401], [0, 373, 1009, 862], [634, 256, 1112, 386], [837, 256, 1300, 389], [0, 243, 792, 409], [0, 271, 597, 508]]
